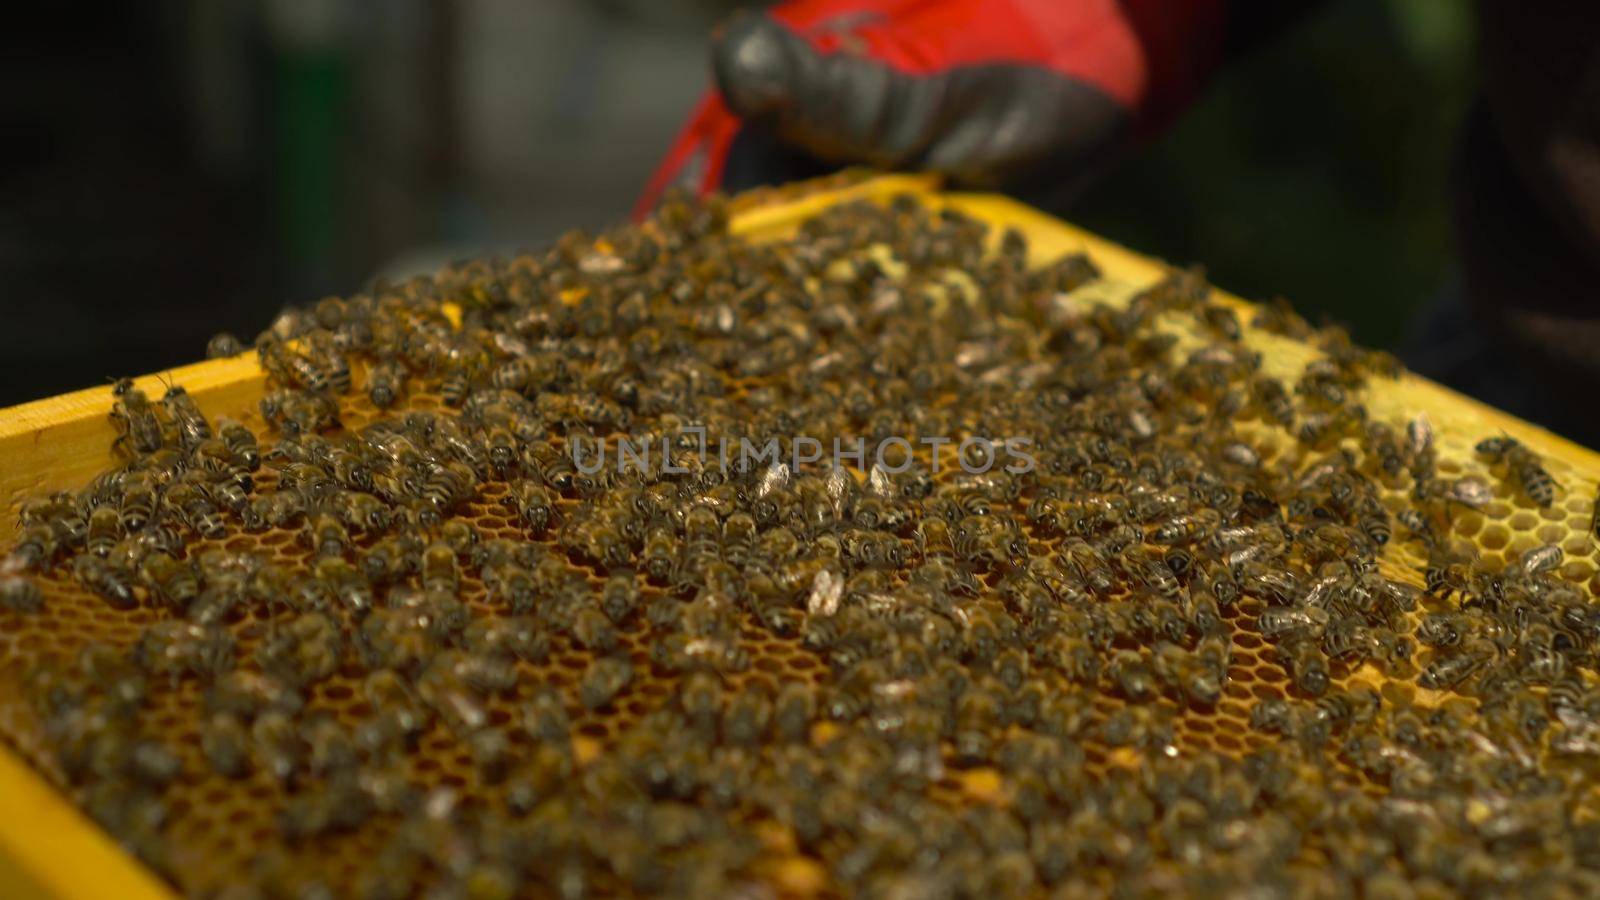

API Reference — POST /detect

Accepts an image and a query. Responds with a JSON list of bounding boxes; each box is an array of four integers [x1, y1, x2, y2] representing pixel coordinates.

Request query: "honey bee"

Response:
[[206, 332, 247, 358], [1514, 454, 1557, 508], [1395, 507, 1436, 547], [159, 482, 224, 539], [310, 556, 373, 615], [522, 687, 571, 744], [1278, 639, 1330, 697], [85, 505, 120, 558], [365, 359, 406, 409], [483, 426, 519, 479], [1521, 640, 1567, 685], [302, 512, 351, 559], [121, 739, 183, 788], [1417, 640, 1497, 691], [204, 473, 249, 516], [477, 561, 532, 614], [570, 607, 618, 652], [135, 620, 235, 682], [136, 547, 199, 608], [467, 727, 513, 783], [109, 377, 167, 456], [251, 710, 305, 784], [73, 554, 136, 608], [678, 670, 723, 739], [1057, 538, 1113, 596], [773, 682, 815, 743], [1424, 545, 1476, 598], [205, 669, 304, 718], [579, 655, 632, 710], [1121, 546, 1181, 601], [1199, 303, 1241, 340], [1152, 507, 1220, 545], [361, 669, 428, 743], [599, 573, 640, 623], [1257, 605, 1330, 643], [1362, 421, 1405, 480], [421, 460, 477, 514], [1435, 475, 1490, 510], [1518, 543, 1563, 579], [1592, 483, 1600, 550], [1355, 505, 1391, 546], [1236, 561, 1303, 607], [259, 389, 340, 435], [1478, 435, 1557, 507], [353, 536, 411, 587], [160, 383, 212, 448], [419, 542, 460, 594], [440, 370, 471, 407], [1101, 703, 1175, 751], [0, 575, 44, 613], [193, 435, 245, 478], [1249, 697, 1298, 736], [722, 686, 772, 745], [199, 711, 250, 778], [1250, 376, 1295, 428], [442, 648, 517, 694], [6, 524, 59, 573], [1475, 434, 1521, 461], [361, 592, 457, 669], [328, 491, 388, 536], [310, 340, 352, 394], [1108, 649, 1157, 702], [259, 343, 330, 393], [463, 616, 548, 665], [413, 661, 487, 736], [1414, 612, 1467, 650], [259, 612, 342, 687]]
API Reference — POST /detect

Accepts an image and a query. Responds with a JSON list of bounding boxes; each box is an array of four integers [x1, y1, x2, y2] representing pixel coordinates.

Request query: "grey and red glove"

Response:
[[638, 0, 1232, 215]]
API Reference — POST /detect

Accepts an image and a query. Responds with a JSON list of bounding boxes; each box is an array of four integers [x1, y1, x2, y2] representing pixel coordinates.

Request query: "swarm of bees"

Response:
[[5, 189, 1600, 897]]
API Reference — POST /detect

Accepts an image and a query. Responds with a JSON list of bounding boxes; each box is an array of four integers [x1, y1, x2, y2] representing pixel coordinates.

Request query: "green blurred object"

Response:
[[265, 0, 353, 298], [273, 49, 349, 293], [1071, 0, 1475, 349]]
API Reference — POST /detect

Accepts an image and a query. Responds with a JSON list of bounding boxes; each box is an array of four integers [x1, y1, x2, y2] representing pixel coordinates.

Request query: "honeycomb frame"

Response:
[[0, 172, 1597, 897]]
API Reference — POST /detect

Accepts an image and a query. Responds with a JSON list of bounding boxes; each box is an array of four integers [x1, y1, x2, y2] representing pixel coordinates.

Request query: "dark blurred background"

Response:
[[0, 1, 1473, 406]]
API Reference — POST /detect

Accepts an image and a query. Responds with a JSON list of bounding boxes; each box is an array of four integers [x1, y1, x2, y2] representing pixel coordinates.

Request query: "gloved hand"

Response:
[[639, 0, 1230, 215]]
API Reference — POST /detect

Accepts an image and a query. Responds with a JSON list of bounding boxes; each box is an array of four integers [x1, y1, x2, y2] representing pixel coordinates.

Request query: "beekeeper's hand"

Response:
[[639, 0, 1235, 213]]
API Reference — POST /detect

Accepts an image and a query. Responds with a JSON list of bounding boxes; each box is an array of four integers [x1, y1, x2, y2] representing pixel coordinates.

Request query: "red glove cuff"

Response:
[[635, 94, 743, 221]]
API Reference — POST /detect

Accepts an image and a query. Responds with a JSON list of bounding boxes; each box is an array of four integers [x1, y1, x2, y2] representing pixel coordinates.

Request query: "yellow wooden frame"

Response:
[[0, 173, 1595, 897]]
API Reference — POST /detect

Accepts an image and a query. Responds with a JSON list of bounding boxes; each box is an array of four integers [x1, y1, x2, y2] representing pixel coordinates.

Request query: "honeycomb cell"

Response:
[[1480, 525, 1511, 551], [1506, 535, 1539, 560], [1563, 561, 1596, 583]]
